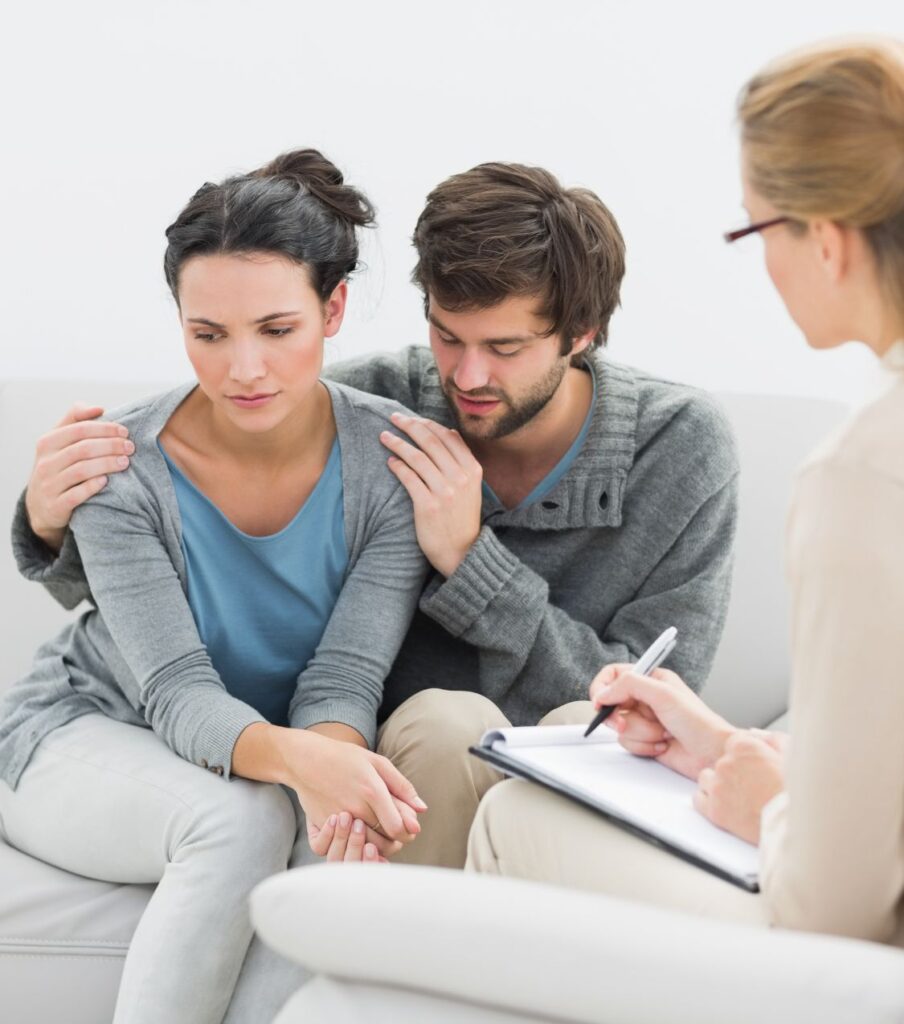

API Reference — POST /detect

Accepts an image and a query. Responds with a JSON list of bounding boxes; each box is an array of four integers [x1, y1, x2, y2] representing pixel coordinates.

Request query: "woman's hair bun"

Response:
[[253, 148, 375, 229], [164, 147, 375, 301]]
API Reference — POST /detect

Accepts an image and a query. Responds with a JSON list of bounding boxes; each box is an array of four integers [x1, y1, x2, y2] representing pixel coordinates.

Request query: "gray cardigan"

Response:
[[10, 349, 739, 740], [1, 381, 427, 790]]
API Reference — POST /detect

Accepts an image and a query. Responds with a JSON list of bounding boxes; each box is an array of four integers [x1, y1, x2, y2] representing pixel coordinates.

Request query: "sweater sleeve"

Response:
[[69, 491, 267, 779], [288, 481, 428, 747], [759, 461, 904, 942], [11, 490, 92, 610], [418, 475, 737, 720]]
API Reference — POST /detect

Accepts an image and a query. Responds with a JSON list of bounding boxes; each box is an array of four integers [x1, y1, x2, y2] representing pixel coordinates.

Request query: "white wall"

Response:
[[1, 0, 899, 402]]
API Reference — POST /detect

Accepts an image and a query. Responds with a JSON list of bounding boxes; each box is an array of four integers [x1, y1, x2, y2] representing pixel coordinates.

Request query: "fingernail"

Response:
[[414, 797, 428, 811], [365, 844, 376, 858], [655, 742, 668, 753], [328, 814, 337, 827], [339, 812, 351, 829], [117, 456, 129, 467], [118, 426, 129, 437], [353, 819, 365, 834], [125, 441, 135, 454]]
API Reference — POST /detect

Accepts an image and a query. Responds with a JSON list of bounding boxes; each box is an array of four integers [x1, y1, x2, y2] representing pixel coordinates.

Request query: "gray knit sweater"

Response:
[[320, 349, 739, 722], [8, 348, 739, 754], [1, 381, 427, 789]]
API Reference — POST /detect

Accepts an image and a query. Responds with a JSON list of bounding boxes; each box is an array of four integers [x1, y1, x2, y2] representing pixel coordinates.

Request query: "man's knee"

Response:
[[537, 700, 596, 728], [378, 688, 509, 760]]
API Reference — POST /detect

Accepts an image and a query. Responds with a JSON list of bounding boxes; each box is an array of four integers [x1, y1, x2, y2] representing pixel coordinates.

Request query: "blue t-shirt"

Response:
[[160, 439, 348, 725], [482, 366, 596, 510]]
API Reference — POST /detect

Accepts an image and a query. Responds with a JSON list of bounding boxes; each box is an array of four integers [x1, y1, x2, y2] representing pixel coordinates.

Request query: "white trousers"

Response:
[[0, 713, 313, 1024]]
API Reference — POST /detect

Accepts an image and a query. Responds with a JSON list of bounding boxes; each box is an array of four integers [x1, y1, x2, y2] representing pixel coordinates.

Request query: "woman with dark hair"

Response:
[[0, 149, 428, 1021], [469, 37, 904, 948]]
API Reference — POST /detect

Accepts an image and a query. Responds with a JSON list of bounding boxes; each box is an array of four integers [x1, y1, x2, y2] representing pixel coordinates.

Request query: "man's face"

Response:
[[427, 295, 576, 442]]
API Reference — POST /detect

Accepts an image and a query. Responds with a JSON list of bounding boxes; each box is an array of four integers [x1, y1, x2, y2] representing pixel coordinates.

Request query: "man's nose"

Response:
[[452, 347, 491, 393]]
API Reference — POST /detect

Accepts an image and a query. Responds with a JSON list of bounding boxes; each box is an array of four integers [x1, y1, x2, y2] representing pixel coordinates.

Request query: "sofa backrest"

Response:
[[702, 392, 846, 726], [0, 380, 846, 730]]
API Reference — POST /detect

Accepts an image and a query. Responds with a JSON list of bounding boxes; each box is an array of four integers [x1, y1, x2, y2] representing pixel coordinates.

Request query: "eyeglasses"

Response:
[[723, 216, 789, 244]]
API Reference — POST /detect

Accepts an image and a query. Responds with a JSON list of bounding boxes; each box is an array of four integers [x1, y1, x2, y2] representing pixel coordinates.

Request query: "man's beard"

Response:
[[442, 357, 569, 441]]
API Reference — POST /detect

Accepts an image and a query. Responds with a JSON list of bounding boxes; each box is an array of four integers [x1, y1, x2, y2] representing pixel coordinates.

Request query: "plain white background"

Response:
[[1, 0, 900, 401]]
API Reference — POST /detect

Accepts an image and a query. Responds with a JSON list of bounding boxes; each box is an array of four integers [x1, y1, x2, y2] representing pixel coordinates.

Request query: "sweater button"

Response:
[[541, 501, 559, 510]]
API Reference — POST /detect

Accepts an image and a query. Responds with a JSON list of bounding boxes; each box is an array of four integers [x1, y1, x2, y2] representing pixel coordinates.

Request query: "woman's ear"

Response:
[[810, 220, 850, 285], [323, 281, 348, 338]]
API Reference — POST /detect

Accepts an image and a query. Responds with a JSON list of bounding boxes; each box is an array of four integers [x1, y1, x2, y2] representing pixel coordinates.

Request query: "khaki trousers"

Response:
[[466, 777, 768, 927], [376, 689, 596, 869]]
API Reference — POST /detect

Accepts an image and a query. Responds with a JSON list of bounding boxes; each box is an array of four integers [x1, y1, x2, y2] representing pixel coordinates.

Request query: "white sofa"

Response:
[[2, 377, 888, 1024], [251, 864, 904, 1024]]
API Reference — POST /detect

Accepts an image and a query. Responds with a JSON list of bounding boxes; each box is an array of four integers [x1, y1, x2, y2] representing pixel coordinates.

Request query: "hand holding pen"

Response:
[[584, 627, 678, 738]]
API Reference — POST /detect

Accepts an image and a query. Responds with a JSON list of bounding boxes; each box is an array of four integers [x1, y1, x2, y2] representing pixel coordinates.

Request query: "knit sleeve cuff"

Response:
[[289, 701, 378, 751], [419, 526, 521, 637], [199, 701, 269, 781]]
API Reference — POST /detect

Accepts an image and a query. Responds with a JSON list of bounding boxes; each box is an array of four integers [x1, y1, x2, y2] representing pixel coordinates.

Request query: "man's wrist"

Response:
[[25, 501, 66, 555]]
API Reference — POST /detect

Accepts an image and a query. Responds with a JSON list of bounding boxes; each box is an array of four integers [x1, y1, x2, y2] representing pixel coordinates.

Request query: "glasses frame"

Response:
[[723, 216, 789, 244]]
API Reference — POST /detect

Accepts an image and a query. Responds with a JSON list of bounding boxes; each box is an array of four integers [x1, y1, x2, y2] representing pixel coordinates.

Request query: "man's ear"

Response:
[[323, 281, 349, 338], [570, 329, 596, 357]]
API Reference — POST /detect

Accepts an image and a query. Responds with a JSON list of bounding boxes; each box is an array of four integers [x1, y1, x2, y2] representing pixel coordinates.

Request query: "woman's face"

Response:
[[741, 162, 846, 351], [177, 252, 345, 434]]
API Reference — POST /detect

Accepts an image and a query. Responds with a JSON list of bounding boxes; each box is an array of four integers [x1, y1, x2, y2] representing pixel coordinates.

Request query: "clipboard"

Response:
[[470, 724, 759, 893]]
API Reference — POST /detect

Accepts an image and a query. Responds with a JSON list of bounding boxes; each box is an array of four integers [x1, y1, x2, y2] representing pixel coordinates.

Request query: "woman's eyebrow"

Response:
[[252, 311, 301, 324], [186, 311, 302, 329]]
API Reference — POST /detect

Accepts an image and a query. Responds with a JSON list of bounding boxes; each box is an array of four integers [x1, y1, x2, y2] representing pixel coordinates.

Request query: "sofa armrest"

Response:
[[251, 864, 904, 1024]]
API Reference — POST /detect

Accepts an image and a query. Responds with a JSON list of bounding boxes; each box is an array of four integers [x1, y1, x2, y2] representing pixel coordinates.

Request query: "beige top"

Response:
[[760, 341, 904, 946]]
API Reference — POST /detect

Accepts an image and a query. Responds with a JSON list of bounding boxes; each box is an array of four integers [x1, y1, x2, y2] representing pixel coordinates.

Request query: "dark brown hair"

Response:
[[411, 162, 626, 352], [163, 148, 375, 301]]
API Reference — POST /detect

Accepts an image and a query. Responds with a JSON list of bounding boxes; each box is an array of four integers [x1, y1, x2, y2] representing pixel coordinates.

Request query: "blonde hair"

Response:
[[739, 38, 904, 322]]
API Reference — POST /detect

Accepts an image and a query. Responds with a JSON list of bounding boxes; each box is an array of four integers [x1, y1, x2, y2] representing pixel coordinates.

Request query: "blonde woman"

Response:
[[468, 38, 904, 947]]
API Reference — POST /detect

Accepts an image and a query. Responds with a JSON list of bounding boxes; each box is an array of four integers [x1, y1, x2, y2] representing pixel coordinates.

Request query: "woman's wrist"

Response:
[[702, 717, 738, 770], [233, 722, 315, 785]]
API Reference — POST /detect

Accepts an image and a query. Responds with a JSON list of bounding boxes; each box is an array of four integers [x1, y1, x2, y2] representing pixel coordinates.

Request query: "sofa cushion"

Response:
[[0, 836, 151, 1024]]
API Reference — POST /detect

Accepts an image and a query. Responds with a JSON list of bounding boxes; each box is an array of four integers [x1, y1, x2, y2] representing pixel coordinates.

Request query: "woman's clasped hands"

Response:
[[282, 729, 427, 864], [588, 664, 786, 844]]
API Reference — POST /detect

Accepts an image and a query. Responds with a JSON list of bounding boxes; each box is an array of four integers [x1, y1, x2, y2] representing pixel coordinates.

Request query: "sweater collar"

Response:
[[417, 351, 639, 531]]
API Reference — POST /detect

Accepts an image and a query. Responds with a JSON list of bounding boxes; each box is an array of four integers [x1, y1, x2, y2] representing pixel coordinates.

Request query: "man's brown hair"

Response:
[[411, 162, 626, 353]]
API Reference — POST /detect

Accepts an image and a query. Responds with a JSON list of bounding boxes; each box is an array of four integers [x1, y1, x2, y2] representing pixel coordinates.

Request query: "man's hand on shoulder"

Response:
[[26, 403, 133, 552], [380, 412, 483, 577]]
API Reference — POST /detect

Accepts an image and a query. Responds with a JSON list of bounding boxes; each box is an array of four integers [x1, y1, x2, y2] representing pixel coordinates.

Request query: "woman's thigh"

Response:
[[0, 712, 294, 884], [468, 779, 767, 927]]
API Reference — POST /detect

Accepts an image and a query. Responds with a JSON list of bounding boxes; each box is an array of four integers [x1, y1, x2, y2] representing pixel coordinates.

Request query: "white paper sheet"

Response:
[[485, 725, 758, 885]]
